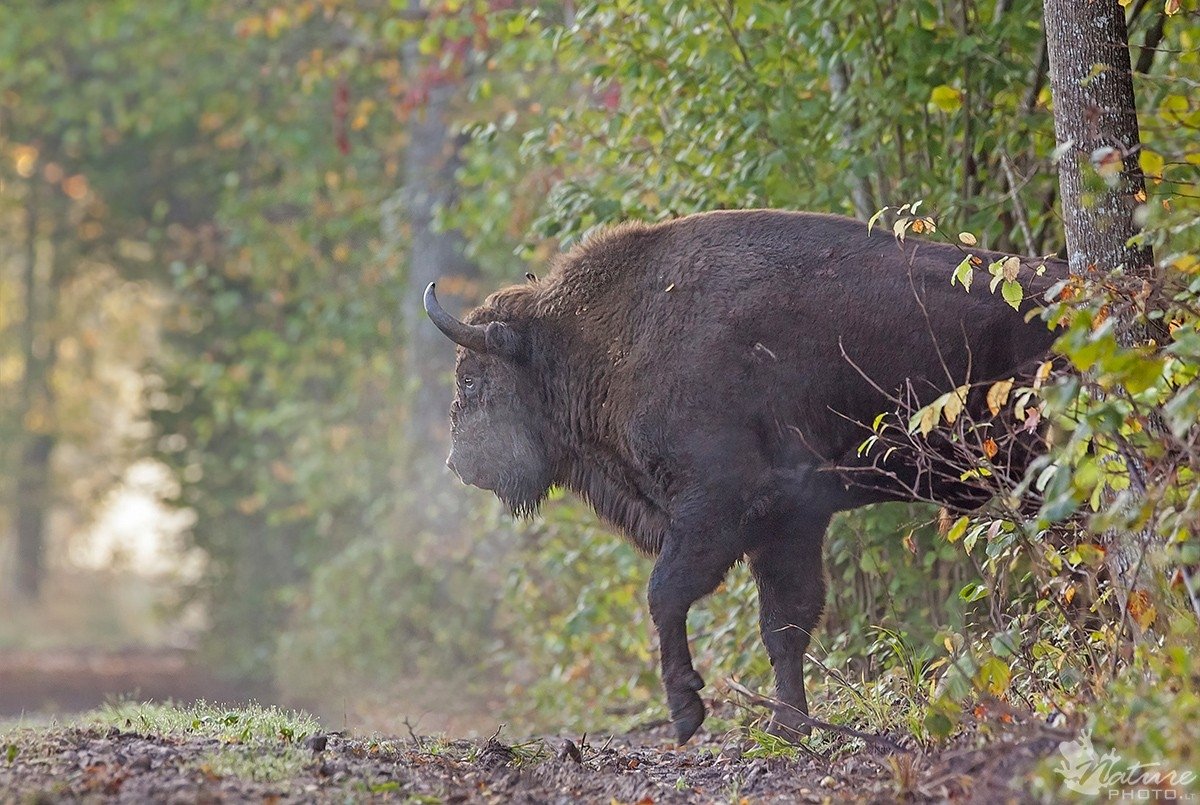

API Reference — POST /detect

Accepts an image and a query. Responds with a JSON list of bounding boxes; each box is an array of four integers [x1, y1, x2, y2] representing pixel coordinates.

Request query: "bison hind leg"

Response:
[[747, 509, 832, 743]]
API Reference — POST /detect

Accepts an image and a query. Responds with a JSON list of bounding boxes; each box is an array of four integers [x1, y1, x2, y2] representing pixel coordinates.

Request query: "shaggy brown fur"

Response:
[[428, 209, 1066, 744]]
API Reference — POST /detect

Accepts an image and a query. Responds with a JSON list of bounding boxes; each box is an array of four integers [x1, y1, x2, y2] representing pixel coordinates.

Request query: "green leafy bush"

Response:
[[276, 535, 501, 703]]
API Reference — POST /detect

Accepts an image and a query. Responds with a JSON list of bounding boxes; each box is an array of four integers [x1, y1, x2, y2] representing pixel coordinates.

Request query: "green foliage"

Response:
[[448, 1, 1200, 771], [1033, 619, 1200, 799], [276, 535, 499, 700], [743, 727, 800, 760], [861, 7, 1200, 772], [0, 0, 250, 584], [140, 4, 414, 678], [87, 700, 319, 744], [493, 496, 660, 732], [449, 0, 1060, 268]]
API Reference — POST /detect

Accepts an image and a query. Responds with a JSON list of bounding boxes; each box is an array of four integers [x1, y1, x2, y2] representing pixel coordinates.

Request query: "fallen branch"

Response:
[[724, 680, 911, 754]]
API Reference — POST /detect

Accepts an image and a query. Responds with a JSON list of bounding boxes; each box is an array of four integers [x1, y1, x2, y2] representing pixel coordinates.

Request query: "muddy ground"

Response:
[[1, 708, 1068, 803]]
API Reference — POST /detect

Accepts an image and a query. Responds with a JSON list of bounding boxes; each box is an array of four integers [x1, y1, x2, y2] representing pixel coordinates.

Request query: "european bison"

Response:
[[424, 210, 1065, 744]]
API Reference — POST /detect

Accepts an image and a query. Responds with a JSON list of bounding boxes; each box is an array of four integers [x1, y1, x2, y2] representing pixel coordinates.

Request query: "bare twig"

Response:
[[725, 680, 911, 754], [1001, 153, 1037, 255], [403, 717, 424, 750]]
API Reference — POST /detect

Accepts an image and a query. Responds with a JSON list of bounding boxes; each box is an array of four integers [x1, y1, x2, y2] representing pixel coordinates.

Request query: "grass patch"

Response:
[[195, 744, 313, 783], [86, 699, 320, 743], [742, 727, 800, 760], [85, 700, 322, 784]]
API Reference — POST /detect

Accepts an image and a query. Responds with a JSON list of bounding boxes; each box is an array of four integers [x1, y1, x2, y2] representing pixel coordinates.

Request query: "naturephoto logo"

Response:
[[1055, 731, 1196, 799]]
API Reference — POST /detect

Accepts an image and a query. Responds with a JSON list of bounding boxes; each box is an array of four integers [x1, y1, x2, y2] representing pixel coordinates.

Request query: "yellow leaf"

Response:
[[1034, 361, 1053, 390], [867, 207, 889, 234], [1140, 148, 1165, 180], [1173, 254, 1199, 273], [893, 218, 909, 242], [13, 144, 38, 178], [919, 404, 939, 436], [1001, 255, 1021, 282], [1128, 590, 1157, 629], [986, 378, 1014, 414], [943, 385, 969, 425], [1072, 543, 1107, 567], [930, 84, 962, 113], [1159, 94, 1189, 121], [958, 232, 977, 246]]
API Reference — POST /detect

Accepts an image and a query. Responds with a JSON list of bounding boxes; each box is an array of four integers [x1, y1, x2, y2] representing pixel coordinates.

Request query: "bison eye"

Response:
[[462, 376, 478, 393]]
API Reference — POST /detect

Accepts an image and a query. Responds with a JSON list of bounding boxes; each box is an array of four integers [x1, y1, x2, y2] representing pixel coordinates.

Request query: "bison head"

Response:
[[424, 282, 554, 516]]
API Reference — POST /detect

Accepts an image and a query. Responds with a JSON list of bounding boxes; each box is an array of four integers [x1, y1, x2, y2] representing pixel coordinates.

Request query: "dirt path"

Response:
[[0, 714, 1064, 803], [0, 648, 264, 717]]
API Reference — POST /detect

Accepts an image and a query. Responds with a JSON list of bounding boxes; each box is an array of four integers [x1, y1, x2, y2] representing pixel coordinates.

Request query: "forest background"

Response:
[[1, 0, 1198, 786]]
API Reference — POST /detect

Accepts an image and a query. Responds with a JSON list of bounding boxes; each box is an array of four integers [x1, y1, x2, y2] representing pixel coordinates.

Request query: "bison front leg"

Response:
[[648, 526, 740, 745], [747, 515, 830, 742]]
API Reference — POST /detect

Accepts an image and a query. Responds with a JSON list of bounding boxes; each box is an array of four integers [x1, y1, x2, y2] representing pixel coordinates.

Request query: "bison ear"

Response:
[[484, 322, 526, 362]]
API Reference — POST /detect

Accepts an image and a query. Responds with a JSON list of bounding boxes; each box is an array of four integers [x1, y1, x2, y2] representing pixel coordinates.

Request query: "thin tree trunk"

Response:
[[821, 23, 873, 220], [1042, 0, 1156, 616], [14, 179, 53, 601], [1134, 11, 1166, 75], [397, 92, 474, 469], [393, 8, 479, 541]]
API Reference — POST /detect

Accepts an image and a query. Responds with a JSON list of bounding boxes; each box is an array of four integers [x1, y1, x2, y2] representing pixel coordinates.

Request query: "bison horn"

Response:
[[424, 282, 490, 353]]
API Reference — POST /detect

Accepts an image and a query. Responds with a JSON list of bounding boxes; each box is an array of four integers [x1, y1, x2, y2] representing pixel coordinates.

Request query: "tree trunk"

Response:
[[1043, 0, 1151, 277], [15, 437, 53, 600], [399, 90, 476, 471], [14, 179, 55, 601], [821, 22, 873, 220], [1042, 0, 1156, 616], [389, 10, 479, 543]]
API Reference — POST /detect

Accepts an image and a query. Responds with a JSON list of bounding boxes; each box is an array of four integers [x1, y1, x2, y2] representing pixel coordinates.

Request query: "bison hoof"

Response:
[[668, 687, 706, 745], [765, 710, 811, 743]]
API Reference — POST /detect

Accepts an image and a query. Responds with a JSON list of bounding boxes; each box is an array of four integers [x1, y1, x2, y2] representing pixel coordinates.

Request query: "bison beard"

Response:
[[425, 210, 1065, 745]]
